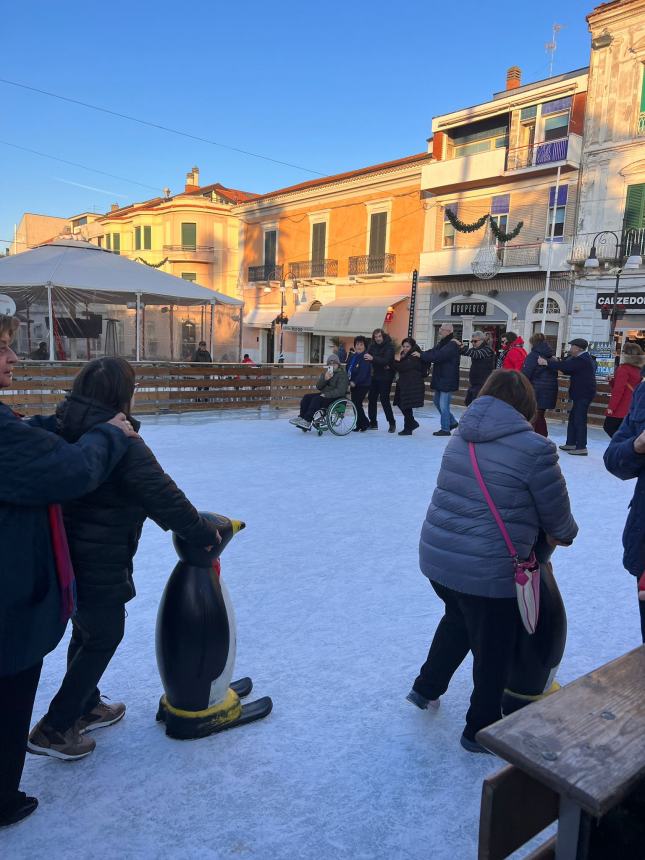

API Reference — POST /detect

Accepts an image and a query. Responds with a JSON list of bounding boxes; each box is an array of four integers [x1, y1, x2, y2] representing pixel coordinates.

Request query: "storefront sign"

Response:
[[596, 293, 645, 310], [450, 302, 487, 316]]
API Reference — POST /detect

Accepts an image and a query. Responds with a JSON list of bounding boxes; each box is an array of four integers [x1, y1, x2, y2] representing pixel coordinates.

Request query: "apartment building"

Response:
[[236, 154, 430, 363], [414, 66, 588, 355]]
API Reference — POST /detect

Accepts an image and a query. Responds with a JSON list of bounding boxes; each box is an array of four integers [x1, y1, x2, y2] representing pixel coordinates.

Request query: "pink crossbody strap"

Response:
[[468, 441, 518, 560]]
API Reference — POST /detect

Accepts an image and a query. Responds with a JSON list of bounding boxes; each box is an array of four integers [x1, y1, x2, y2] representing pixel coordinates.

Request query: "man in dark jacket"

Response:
[[346, 336, 372, 431], [365, 329, 396, 432], [192, 341, 212, 362], [420, 323, 461, 436], [30, 341, 49, 361], [460, 331, 495, 405], [0, 315, 134, 828], [604, 381, 645, 642], [539, 338, 597, 455]]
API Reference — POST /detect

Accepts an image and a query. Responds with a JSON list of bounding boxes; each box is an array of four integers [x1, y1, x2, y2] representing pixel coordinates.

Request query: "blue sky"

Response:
[[1, 0, 595, 250]]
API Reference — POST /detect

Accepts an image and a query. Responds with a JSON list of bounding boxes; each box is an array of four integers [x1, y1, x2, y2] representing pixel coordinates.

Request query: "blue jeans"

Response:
[[566, 399, 591, 450], [433, 391, 457, 432]]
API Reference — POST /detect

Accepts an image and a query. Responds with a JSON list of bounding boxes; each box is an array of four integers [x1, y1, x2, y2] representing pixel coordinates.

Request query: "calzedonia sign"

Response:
[[450, 302, 487, 316], [596, 293, 645, 310]]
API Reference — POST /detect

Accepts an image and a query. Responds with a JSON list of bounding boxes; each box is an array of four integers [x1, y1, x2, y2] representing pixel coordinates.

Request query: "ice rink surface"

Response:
[[5, 407, 640, 859]]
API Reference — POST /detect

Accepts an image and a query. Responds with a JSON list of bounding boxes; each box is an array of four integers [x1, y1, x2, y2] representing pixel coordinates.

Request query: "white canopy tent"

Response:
[[0, 240, 242, 361]]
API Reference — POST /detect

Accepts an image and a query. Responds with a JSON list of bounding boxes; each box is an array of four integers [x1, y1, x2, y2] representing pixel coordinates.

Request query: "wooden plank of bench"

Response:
[[479, 764, 558, 860], [477, 646, 645, 818]]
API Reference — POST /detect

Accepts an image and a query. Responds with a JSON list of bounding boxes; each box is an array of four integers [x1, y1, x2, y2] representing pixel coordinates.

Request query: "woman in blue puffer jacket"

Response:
[[522, 333, 559, 437], [407, 370, 578, 753]]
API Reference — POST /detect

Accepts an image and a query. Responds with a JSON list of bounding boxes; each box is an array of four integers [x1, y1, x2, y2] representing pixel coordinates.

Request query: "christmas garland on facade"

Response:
[[445, 208, 523, 243], [134, 256, 169, 268]]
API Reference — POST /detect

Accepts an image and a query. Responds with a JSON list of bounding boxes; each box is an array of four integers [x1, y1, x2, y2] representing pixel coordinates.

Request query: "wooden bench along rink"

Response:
[[477, 645, 645, 859]]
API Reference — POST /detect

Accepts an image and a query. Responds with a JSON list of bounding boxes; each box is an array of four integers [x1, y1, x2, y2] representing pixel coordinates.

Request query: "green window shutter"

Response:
[[181, 223, 197, 249], [181, 273, 197, 282], [641, 68, 645, 113], [264, 230, 277, 266], [112, 233, 121, 253], [143, 226, 152, 250], [134, 226, 141, 250], [105, 234, 111, 250], [624, 184, 645, 231], [369, 212, 387, 258], [311, 222, 326, 262]]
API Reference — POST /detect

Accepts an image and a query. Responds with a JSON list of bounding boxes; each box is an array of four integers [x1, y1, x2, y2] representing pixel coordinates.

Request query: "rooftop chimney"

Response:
[[110, 202, 119, 212], [506, 66, 521, 90], [185, 166, 200, 192]]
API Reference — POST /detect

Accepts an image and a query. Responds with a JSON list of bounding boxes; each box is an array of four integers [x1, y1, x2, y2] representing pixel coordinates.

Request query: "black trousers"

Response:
[[299, 393, 327, 422], [0, 660, 42, 811], [464, 385, 482, 407], [45, 603, 126, 733], [350, 385, 370, 430], [401, 407, 417, 431], [368, 377, 395, 426], [413, 581, 518, 741], [640, 596, 645, 644], [566, 399, 591, 449]]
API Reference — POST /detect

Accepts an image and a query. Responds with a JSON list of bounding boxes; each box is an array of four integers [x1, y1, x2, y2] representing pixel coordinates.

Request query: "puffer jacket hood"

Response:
[[419, 395, 577, 598], [58, 394, 141, 442], [457, 395, 533, 443]]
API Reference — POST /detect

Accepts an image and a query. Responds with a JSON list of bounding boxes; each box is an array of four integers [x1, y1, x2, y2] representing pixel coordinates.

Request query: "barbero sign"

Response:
[[596, 293, 645, 310], [450, 302, 487, 316]]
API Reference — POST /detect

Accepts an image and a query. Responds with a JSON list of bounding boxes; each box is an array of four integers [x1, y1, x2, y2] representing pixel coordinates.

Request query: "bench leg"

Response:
[[556, 796, 592, 860]]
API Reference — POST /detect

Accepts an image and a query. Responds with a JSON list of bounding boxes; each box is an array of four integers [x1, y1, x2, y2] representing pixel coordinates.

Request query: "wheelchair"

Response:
[[310, 397, 357, 436]]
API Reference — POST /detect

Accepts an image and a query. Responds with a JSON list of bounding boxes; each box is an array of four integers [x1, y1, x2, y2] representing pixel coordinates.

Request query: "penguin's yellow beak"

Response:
[[230, 520, 246, 534]]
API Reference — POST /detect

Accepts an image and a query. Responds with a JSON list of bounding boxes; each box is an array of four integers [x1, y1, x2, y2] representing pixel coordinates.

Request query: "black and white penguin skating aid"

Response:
[[155, 513, 272, 739], [502, 530, 568, 714]]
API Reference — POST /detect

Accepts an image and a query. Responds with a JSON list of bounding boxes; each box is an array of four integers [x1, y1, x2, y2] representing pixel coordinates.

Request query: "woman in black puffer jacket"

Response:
[[393, 337, 426, 435], [29, 358, 220, 760], [521, 333, 559, 437]]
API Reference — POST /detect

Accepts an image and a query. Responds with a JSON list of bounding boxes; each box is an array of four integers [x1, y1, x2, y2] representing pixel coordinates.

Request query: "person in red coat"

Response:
[[604, 343, 644, 437], [501, 333, 527, 371]]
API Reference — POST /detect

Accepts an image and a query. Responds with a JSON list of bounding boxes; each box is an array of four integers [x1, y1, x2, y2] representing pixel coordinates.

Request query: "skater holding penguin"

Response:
[[28, 357, 222, 761]]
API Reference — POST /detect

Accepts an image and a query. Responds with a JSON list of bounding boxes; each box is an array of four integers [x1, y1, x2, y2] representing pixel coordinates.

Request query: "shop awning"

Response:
[[312, 296, 408, 336], [283, 311, 319, 332], [243, 308, 278, 328]]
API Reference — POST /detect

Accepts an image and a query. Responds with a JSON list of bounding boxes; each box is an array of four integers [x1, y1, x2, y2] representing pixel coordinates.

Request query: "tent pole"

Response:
[[169, 305, 174, 361], [47, 283, 55, 361], [210, 301, 215, 356], [135, 293, 142, 361]]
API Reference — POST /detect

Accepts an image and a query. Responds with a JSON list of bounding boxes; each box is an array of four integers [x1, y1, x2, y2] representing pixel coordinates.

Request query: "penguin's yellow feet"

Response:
[[157, 687, 272, 740]]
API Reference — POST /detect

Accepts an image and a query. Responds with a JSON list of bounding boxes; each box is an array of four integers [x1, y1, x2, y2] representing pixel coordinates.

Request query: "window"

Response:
[[143, 226, 152, 250], [544, 113, 569, 142], [490, 194, 510, 236], [311, 222, 326, 262], [105, 234, 111, 250], [72, 216, 88, 228], [308, 334, 325, 364], [134, 226, 141, 250], [181, 222, 197, 250], [181, 273, 197, 282], [624, 184, 645, 231], [264, 230, 277, 266], [443, 207, 456, 248], [112, 233, 121, 254], [546, 185, 568, 241], [97, 236, 103, 248], [369, 211, 387, 258], [534, 297, 560, 315]]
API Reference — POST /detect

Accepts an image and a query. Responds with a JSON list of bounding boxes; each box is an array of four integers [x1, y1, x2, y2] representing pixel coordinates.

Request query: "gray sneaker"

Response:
[[559, 444, 576, 451], [567, 448, 588, 456], [28, 719, 95, 761]]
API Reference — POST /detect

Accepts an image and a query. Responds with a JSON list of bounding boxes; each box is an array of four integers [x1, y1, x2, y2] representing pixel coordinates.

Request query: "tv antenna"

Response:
[[545, 23, 564, 78]]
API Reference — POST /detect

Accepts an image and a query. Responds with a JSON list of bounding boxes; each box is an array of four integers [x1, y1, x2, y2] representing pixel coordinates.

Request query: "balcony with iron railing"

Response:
[[248, 263, 284, 282], [505, 133, 582, 172], [288, 259, 338, 279], [348, 253, 396, 276], [496, 243, 542, 267], [419, 240, 572, 278], [163, 244, 217, 261], [569, 228, 645, 266]]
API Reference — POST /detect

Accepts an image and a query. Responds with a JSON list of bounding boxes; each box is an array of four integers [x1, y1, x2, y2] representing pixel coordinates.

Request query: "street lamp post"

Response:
[[584, 230, 643, 352], [278, 271, 299, 363]]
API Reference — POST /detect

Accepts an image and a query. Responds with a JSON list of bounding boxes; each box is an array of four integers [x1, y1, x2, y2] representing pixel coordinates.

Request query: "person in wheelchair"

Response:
[[290, 354, 349, 430]]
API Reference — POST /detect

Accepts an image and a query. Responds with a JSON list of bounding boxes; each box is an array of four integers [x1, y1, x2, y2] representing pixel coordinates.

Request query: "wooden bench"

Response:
[[477, 645, 645, 859]]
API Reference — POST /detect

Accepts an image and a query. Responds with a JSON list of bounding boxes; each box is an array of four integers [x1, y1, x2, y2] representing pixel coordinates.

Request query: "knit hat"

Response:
[[327, 354, 340, 365]]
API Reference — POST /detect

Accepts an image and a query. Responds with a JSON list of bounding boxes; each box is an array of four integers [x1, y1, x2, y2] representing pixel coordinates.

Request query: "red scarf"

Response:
[[47, 504, 76, 621]]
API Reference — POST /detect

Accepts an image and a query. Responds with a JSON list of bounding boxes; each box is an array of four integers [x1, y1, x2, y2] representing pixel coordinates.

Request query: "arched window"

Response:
[[533, 297, 560, 315], [309, 300, 322, 311]]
